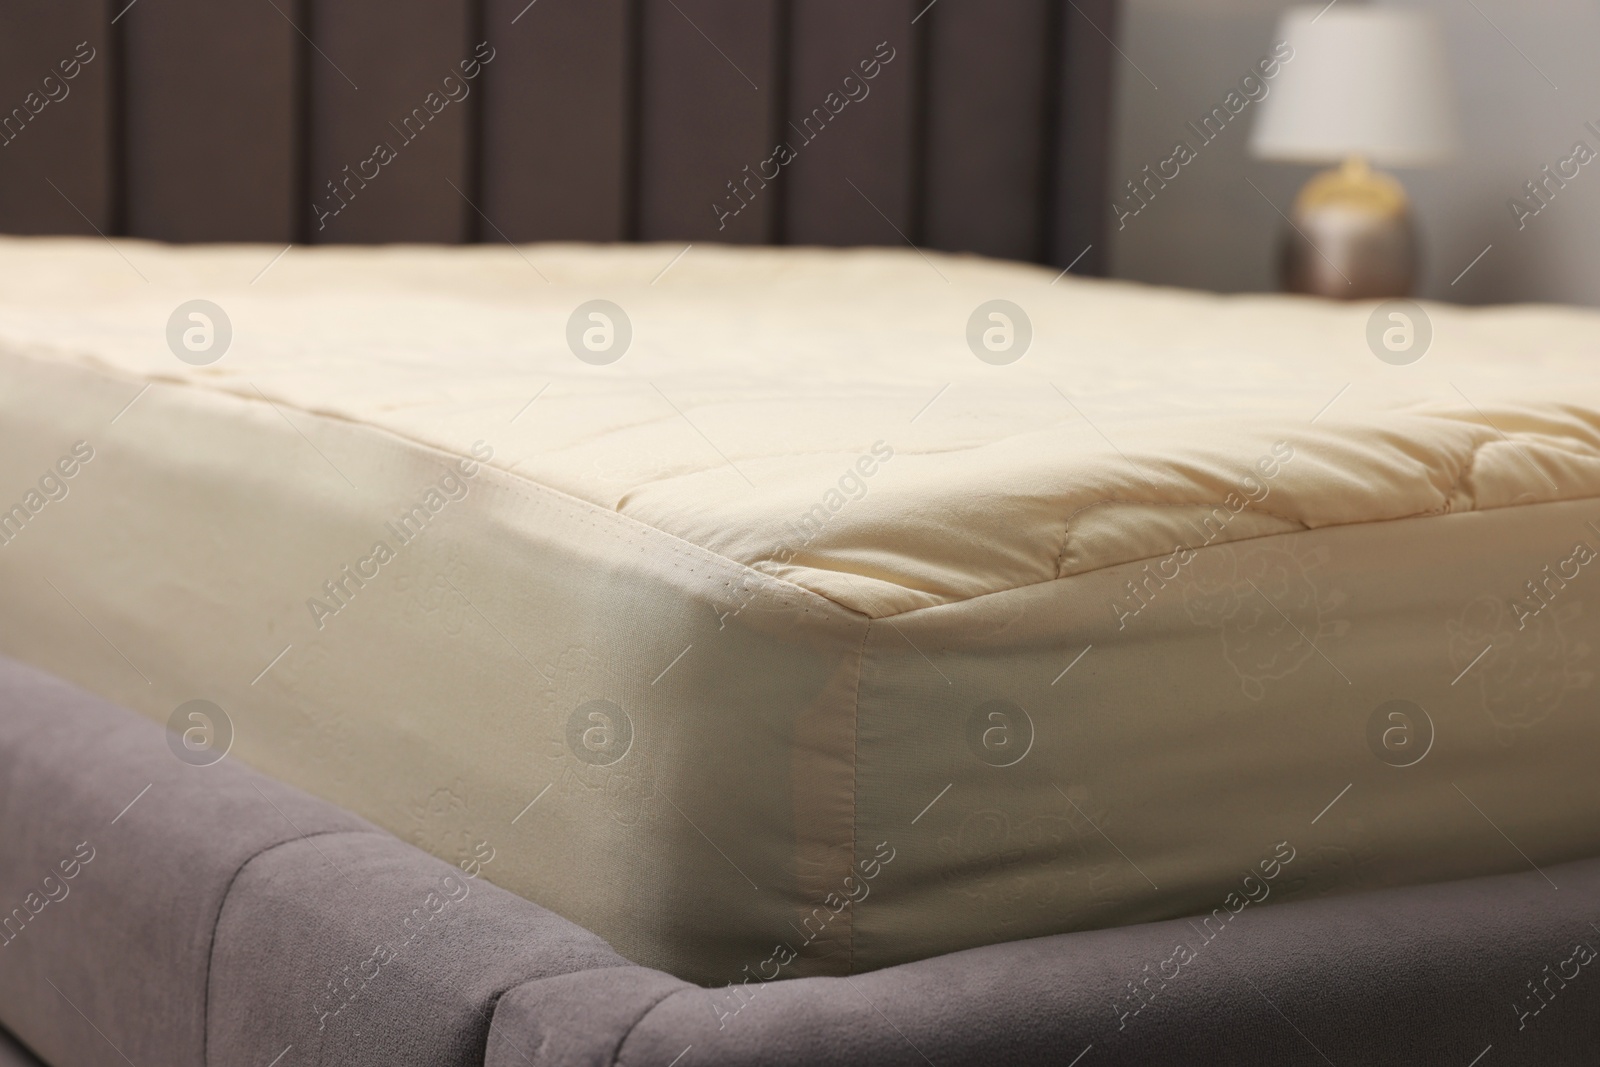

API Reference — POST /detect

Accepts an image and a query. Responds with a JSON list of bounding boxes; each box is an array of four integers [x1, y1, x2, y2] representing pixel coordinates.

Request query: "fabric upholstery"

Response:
[[207, 832, 630, 1066], [0, 1029, 45, 1067], [0, 3, 1113, 263], [0, 655, 372, 1067], [5, 650, 1600, 1066], [0, 2, 112, 236], [7, 240, 1600, 984], [0, 653, 625, 1067], [484, 968, 690, 1067], [305, 0, 474, 244], [491, 857, 1600, 1066], [121, 0, 299, 241]]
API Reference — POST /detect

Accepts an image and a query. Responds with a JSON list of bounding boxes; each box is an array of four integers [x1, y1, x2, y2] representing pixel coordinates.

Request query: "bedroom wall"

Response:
[[1108, 0, 1600, 306]]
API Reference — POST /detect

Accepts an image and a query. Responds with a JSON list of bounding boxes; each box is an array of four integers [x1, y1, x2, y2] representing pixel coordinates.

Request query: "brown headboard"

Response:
[[0, 0, 1116, 271]]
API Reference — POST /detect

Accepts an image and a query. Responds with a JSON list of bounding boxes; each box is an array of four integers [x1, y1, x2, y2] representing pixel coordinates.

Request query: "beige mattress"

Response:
[[2, 237, 1599, 984]]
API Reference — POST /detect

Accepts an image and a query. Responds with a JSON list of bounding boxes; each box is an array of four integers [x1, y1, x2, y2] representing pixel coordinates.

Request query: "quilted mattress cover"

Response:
[[0, 237, 1598, 983]]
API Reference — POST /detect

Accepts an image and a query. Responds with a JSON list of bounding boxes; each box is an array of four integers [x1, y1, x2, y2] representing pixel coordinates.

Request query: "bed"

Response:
[[3, 0, 1599, 1063], [4, 595, 1600, 1066], [3, 236, 1600, 988]]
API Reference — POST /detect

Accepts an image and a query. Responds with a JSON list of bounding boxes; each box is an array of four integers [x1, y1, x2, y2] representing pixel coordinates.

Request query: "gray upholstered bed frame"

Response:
[[0, 0, 1114, 271], [3, 654, 1598, 1066], [4, 4, 1597, 1064]]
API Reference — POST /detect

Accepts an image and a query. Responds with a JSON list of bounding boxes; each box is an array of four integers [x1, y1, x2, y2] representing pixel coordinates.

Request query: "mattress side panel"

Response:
[[851, 497, 1600, 972], [0, 353, 866, 985]]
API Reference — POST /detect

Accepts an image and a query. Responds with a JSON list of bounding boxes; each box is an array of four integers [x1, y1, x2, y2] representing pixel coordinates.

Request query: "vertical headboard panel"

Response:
[[0, 0, 1117, 269], [307, 0, 474, 243], [783, 0, 920, 248], [481, 0, 633, 243], [0, 1, 113, 237], [1054, 0, 1116, 275], [923, 0, 1056, 263], [637, 0, 784, 244], [122, 0, 300, 242]]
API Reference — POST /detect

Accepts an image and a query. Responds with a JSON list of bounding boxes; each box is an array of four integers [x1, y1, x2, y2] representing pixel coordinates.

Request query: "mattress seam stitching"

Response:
[[1023, 495, 1600, 623], [15, 350, 1594, 623], [846, 617, 870, 977], [0, 350, 875, 624]]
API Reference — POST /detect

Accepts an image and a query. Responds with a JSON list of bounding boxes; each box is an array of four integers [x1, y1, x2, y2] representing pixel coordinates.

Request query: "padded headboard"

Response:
[[0, 0, 1116, 270]]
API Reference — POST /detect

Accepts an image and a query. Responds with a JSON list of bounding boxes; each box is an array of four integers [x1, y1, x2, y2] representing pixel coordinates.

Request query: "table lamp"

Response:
[[1249, 5, 1457, 299]]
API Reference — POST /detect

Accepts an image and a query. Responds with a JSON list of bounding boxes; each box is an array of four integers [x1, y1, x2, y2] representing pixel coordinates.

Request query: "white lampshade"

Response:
[[1250, 5, 1457, 167]]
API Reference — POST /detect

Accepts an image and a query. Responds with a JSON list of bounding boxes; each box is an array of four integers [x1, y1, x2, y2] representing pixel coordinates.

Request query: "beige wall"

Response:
[[1108, 0, 1600, 305]]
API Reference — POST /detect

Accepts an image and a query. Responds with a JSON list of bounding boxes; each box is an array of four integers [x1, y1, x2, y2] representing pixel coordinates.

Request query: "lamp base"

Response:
[[1279, 158, 1417, 300]]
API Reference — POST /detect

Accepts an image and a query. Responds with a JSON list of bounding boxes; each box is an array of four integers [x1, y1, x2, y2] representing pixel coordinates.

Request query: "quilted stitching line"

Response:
[[1047, 453, 1500, 580], [1045, 426, 1573, 579], [1047, 421, 1600, 581], [1051, 495, 1313, 578]]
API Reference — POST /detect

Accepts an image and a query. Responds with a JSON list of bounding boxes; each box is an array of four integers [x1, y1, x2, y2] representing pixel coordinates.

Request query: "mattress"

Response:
[[1, 237, 1598, 985]]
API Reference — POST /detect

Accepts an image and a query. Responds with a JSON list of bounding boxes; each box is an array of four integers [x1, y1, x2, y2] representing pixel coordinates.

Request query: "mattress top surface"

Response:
[[7, 237, 1600, 617]]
